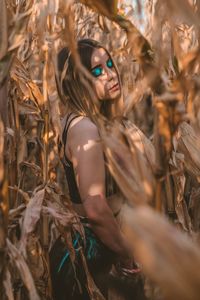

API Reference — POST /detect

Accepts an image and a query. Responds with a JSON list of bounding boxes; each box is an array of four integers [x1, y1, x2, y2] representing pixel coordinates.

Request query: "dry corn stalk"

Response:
[[1, 0, 200, 300]]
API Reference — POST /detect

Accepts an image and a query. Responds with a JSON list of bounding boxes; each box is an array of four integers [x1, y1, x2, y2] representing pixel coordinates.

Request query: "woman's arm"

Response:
[[66, 117, 133, 266]]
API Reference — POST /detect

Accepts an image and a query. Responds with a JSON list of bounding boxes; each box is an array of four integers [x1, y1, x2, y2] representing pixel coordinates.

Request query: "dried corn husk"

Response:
[[176, 122, 200, 180], [2, 1, 200, 300]]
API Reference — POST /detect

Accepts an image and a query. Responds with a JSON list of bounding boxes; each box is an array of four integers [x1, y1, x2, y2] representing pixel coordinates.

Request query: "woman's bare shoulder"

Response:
[[68, 116, 99, 142]]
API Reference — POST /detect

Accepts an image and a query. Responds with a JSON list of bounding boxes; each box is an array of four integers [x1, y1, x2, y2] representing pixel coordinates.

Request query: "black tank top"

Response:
[[61, 113, 82, 203], [61, 113, 118, 204]]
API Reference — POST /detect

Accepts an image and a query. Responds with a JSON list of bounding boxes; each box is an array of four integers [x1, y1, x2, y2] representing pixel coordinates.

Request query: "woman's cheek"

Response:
[[94, 81, 106, 100]]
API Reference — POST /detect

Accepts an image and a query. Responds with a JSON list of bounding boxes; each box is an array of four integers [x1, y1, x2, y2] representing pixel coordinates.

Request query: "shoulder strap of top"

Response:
[[62, 113, 81, 163], [62, 112, 73, 146]]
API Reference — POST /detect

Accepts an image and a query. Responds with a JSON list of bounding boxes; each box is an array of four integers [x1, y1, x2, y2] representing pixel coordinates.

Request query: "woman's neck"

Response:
[[108, 94, 124, 119]]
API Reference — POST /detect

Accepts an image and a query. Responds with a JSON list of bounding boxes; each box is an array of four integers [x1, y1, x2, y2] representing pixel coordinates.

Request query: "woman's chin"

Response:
[[99, 89, 121, 102], [108, 89, 121, 100]]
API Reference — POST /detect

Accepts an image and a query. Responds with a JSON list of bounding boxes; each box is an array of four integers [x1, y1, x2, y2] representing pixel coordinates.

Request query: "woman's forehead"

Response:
[[91, 48, 109, 67]]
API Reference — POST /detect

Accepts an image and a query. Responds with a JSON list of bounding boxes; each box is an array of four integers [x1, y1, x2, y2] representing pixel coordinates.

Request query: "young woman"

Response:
[[50, 39, 145, 300]]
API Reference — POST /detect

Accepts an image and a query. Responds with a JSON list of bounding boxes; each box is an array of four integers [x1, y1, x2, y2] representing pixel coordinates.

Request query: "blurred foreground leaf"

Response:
[[79, 0, 118, 17], [123, 205, 200, 300]]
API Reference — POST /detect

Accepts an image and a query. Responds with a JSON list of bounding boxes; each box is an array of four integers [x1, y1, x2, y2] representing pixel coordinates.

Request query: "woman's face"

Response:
[[90, 47, 121, 101]]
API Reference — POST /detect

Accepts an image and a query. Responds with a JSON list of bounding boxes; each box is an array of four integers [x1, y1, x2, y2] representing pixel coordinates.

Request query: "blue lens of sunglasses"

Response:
[[107, 59, 113, 68], [92, 67, 102, 77]]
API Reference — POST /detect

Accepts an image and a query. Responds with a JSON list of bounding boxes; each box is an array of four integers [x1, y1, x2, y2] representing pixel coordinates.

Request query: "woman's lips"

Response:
[[109, 83, 120, 92]]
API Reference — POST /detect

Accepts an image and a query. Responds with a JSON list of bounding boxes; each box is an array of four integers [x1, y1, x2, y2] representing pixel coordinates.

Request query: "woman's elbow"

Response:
[[83, 196, 108, 225], [86, 211, 100, 225]]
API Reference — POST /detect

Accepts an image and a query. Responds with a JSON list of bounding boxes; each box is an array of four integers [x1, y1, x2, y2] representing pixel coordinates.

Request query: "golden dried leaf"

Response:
[[101, 120, 155, 205], [177, 122, 200, 179], [20, 187, 45, 256], [0, 117, 4, 183], [0, 0, 8, 60], [7, 239, 40, 300], [79, 0, 118, 18], [124, 205, 200, 300], [79, 249, 106, 300], [3, 269, 14, 300]]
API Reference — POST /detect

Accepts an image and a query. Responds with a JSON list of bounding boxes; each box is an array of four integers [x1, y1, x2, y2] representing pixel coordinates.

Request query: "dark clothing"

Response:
[[61, 113, 82, 203], [50, 224, 147, 300], [50, 224, 115, 300]]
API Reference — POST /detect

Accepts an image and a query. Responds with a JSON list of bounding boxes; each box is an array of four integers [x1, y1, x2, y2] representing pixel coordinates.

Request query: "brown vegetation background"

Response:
[[1, 0, 200, 299]]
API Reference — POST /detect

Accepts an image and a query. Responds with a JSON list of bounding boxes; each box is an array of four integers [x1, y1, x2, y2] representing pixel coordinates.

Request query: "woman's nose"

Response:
[[105, 67, 114, 81]]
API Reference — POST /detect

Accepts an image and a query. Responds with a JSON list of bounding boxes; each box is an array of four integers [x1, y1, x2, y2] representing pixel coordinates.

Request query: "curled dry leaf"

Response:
[[3, 268, 14, 300], [172, 171, 193, 232], [42, 205, 77, 262], [19, 161, 42, 177], [176, 122, 200, 180], [42, 205, 75, 228], [6, 238, 40, 300], [8, 186, 30, 204], [189, 187, 200, 232], [20, 187, 45, 256], [26, 234, 49, 298], [18, 102, 40, 115], [11, 58, 44, 108], [79, 249, 106, 300], [44, 183, 85, 262], [9, 203, 26, 222]]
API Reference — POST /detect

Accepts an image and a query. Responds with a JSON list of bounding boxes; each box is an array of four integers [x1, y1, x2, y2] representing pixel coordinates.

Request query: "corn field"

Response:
[[1, 0, 200, 299]]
